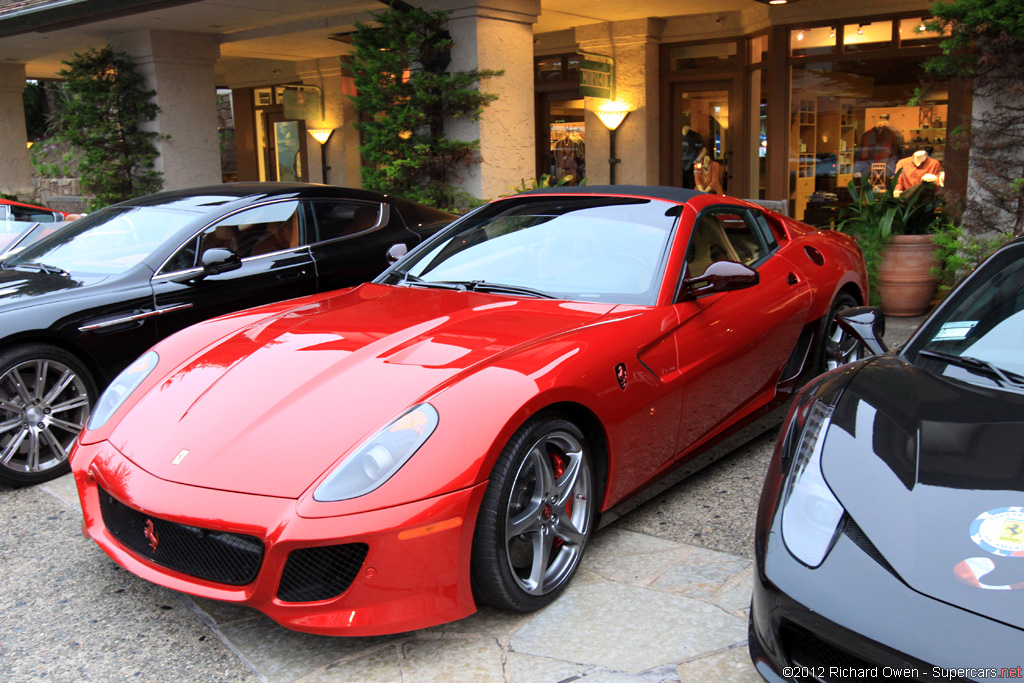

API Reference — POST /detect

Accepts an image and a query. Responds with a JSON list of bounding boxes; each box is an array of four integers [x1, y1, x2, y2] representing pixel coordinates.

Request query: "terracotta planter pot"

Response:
[[877, 234, 939, 317]]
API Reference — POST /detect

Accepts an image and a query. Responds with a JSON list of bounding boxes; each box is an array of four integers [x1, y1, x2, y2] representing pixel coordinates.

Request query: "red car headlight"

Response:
[[313, 403, 439, 502]]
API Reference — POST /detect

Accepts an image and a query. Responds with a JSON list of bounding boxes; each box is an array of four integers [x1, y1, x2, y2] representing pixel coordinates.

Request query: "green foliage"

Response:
[[506, 174, 585, 195], [930, 220, 1014, 293], [23, 81, 48, 141], [921, 0, 1024, 235], [54, 46, 163, 211], [349, 6, 502, 212], [836, 174, 944, 304]]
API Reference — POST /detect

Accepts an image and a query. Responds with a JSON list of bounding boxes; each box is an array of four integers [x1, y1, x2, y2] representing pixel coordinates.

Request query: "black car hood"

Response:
[[823, 355, 1024, 631], [0, 267, 108, 307]]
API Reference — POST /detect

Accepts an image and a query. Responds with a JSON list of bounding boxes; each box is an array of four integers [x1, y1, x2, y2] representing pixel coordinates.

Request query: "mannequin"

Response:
[[681, 125, 706, 190], [856, 114, 904, 177], [693, 149, 724, 194], [894, 149, 943, 195]]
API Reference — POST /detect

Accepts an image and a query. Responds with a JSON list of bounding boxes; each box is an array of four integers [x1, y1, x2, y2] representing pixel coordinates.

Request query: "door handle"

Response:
[[787, 272, 799, 286]]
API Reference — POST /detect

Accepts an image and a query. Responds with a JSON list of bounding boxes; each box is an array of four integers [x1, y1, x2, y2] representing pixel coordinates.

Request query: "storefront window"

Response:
[[788, 57, 949, 226], [843, 20, 894, 51], [546, 99, 586, 184], [899, 17, 948, 47], [790, 27, 836, 57]]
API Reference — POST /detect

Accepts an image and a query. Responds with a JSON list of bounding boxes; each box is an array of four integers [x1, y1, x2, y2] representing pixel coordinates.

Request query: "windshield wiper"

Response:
[[12, 262, 68, 276], [398, 272, 468, 291], [919, 349, 1024, 387], [461, 280, 556, 299]]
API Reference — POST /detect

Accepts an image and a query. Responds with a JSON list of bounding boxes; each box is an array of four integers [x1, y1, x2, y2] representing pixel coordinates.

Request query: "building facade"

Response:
[[0, 0, 959, 226]]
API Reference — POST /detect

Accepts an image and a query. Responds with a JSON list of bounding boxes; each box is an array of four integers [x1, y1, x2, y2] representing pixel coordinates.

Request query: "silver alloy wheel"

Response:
[[0, 358, 90, 475], [504, 429, 592, 595], [825, 306, 863, 371]]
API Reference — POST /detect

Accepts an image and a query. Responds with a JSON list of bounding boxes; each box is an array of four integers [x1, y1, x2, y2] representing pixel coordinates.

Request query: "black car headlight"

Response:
[[87, 351, 159, 431], [314, 404, 439, 502], [780, 399, 845, 568]]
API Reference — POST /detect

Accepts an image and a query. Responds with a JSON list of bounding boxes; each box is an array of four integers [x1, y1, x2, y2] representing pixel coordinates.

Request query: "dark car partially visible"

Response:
[[750, 238, 1024, 681], [0, 183, 452, 485]]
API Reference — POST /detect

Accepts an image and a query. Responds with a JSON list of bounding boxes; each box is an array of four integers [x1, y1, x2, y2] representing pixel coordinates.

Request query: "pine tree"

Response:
[[56, 46, 163, 211], [349, 6, 502, 211]]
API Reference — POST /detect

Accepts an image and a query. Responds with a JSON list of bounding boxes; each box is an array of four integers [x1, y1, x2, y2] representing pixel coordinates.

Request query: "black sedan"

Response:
[[0, 183, 453, 485], [750, 237, 1024, 681]]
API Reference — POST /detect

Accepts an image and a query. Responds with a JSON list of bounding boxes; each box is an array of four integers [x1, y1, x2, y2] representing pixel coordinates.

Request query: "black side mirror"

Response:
[[386, 243, 409, 265], [200, 247, 242, 275], [837, 307, 889, 355], [679, 260, 759, 301], [173, 248, 242, 284]]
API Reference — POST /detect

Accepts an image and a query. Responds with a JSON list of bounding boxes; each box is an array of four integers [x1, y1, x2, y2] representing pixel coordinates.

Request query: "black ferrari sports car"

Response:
[[750, 237, 1024, 681], [0, 183, 452, 485]]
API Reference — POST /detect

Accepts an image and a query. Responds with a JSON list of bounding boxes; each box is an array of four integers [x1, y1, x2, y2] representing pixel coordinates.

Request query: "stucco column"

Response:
[[0, 64, 33, 198], [424, 0, 539, 202], [297, 58, 362, 188], [112, 31, 221, 190], [576, 20, 661, 186]]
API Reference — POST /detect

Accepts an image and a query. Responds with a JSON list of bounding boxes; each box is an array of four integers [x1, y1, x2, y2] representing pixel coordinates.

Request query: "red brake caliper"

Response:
[[551, 452, 567, 548]]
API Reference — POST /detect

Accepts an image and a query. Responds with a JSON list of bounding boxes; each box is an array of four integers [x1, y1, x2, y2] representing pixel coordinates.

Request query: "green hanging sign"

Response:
[[579, 54, 614, 99]]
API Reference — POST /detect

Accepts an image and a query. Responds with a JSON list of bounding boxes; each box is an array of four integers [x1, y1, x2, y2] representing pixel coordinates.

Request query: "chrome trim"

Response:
[[307, 201, 388, 248], [78, 303, 194, 331]]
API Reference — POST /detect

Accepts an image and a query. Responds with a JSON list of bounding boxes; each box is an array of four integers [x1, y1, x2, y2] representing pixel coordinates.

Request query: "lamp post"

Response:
[[595, 102, 631, 185], [307, 128, 335, 184]]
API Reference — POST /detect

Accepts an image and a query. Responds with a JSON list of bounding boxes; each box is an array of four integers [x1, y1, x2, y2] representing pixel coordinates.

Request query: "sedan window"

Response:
[[685, 209, 768, 278], [309, 201, 382, 242], [162, 201, 303, 273]]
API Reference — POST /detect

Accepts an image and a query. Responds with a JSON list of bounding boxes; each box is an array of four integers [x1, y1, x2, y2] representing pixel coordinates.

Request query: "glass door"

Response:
[[669, 83, 732, 194]]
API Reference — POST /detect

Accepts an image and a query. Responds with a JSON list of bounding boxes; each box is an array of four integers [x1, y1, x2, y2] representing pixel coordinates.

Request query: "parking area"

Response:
[[0, 317, 924, 683]]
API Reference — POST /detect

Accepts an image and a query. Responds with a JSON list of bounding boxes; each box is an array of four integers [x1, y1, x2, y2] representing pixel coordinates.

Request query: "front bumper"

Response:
[[73, 441, 487, 636], [750, 522, 1024, 682]]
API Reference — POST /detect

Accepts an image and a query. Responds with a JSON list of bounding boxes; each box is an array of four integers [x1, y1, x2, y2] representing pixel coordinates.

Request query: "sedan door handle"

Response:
[[787, 272, 799, 286]]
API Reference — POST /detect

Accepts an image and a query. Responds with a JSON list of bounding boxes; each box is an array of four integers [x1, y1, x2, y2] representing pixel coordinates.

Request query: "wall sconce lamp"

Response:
[[26, 141, 34, 149], [307, 128, 335, 184], [595, 101, 631, 185]]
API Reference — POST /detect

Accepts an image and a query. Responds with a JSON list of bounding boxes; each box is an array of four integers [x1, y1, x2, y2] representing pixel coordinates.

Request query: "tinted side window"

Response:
[[309, 201, 382, 242]]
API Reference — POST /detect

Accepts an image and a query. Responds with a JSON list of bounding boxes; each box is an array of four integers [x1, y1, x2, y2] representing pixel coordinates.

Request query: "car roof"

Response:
[[519, 185, 704, 204], [116, 183, 396, 213]]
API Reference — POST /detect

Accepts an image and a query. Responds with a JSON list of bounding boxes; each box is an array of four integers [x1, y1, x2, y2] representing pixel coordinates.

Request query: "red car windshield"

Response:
[[387, 196, 678, 305]]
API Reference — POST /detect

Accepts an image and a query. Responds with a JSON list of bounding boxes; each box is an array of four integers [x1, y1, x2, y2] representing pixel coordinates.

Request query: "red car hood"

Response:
[[109, 284, 615, 498]]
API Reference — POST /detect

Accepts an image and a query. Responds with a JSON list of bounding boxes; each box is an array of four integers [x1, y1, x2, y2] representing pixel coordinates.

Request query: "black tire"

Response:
[[471, 413, 596, 612], [0, 344, 96, 486], [818, 292, 865, 373]]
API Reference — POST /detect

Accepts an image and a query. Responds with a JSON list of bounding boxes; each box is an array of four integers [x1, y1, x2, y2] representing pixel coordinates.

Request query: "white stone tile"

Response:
[[302, 644, 404, 682], [511, 581, 746, 673], [678, 646, 762, 683], [40, 472, 81, 511], [650, 548, 751, 600], [401, 637, 506, 683], [507, 651, 585, 682], [712, 568, 754, 614]]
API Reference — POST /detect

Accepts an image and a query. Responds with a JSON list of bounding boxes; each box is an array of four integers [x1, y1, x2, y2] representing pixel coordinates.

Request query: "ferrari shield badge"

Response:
[[970, 507, 1024, 557], [615, 363, 627, 390], [144, 519, 160, 553]]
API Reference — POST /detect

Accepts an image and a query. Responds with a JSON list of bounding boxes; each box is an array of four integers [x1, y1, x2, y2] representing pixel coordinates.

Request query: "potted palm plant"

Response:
[[836, 172, 943, 316]]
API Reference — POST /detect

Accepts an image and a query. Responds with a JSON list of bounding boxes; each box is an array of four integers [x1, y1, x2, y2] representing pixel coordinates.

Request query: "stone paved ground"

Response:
[[0, 316, 925, 683]]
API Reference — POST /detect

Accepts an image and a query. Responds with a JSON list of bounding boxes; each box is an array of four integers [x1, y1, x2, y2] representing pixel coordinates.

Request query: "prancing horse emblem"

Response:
[[144, 519, 159, 553], [615, 363, 628, 390]]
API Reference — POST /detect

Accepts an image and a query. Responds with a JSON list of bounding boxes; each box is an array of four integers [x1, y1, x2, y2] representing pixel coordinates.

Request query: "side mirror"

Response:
[[837, 307, 889, 355], [679, 260, 759, 300], [386, 242, 409, 265], [200, 247, 242, 275], [173, 248, 241, 284]]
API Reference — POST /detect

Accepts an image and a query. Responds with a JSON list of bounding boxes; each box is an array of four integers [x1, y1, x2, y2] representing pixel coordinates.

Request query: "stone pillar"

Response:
[[576, 20, 661, 186], [426, 0, 540, 202], [112, 31, 222, 190], [297, 58, 362, 188], [0, 64, 33, 198]]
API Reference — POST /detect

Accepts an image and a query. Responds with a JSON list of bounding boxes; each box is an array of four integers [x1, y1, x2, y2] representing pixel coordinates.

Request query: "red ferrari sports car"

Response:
[[72, 186, 866, 636]]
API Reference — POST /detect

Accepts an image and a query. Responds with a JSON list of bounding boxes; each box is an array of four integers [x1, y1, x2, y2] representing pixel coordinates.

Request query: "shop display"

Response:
[[693, 149, 724, 194], [894, 149, 943, 194]]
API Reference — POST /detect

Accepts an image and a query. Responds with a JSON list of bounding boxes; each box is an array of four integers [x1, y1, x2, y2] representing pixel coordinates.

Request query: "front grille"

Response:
[[97, 486, 264, 586], [277, 543, 368, 602], [781, 623, 949, 682]]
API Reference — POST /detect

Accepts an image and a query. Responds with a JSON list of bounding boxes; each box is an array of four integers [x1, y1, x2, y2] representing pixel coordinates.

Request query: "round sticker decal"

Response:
[[970, 507, 1024, 557]]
